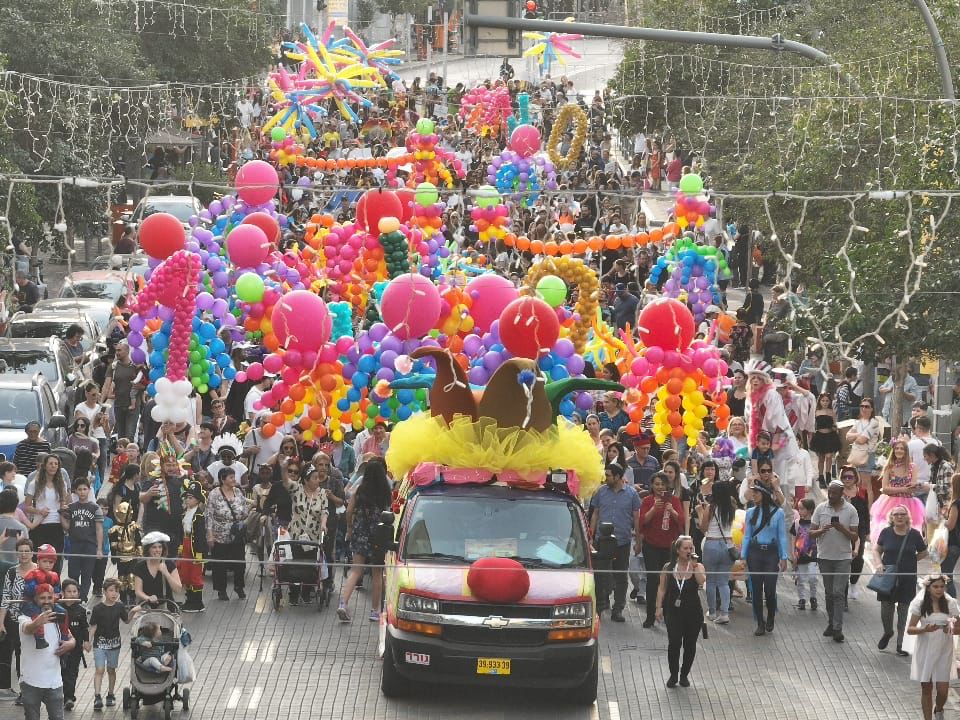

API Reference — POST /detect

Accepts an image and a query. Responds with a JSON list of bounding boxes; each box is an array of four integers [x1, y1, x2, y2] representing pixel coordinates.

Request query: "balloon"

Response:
[[498, 297, 560, 359], [416, 118, 436, 135], [227, 224, 271, 267], [535, 275, 567, 308], [241, 211, 281, 245], [475, 185, 500, 209], [235, 160, 279, 205], [235, 273, 265, 303], [467, 274, 518, 333], [638, 298, 696, 352], [509, 124, 542, 157], [271, 290, 332, 352], [678, 173, 704, 195], [414, 182, 439, 207], [395, 187, 416, 223], [356, 188, 403, 233], [138, 212, 185, 260], [270, 127, 287, 142], [380, 273, 442, 340]]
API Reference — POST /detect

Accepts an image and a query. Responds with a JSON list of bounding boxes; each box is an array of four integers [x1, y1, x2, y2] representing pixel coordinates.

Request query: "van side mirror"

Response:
[[47, 414, 67, 429], [374, 510, 398, 553]]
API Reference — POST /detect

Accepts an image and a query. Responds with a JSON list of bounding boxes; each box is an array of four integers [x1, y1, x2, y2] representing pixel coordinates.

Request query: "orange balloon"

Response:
[[665, 395, 682, 411], [588, 237, 603, 252], [530, 239, 544, 254], [671, 426, 686, 440], [544, 242, 559, 256], [308, 405, 325, 421], [649, 228, 664, 243], [270, 412, 285, 427], [573, 239, 588, 254], [558, 240, 573, 255], [640, 376, 658, 394], [517, 236, 531, 251], [280, 399, 296, 415], [289, 383, 306, 401], [298, 416, 313, 430], [666, 378, 683, 395], [260, 423, 277, 438], [655, 368, 670, 384], [621, 235, 636, 249], [625, 421, 640, 436]]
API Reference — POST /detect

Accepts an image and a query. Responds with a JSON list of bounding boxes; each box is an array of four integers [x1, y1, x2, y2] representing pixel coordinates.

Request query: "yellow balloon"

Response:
[[332, 429, 343, 442], [302, 429, 314, 442]]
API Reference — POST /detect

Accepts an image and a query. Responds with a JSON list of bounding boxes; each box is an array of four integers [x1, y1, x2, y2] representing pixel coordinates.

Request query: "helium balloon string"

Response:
[[442, 353, 466, 393]]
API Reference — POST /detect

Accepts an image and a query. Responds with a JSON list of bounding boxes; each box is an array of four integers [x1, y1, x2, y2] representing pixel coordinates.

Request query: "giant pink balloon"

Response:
[[226, 224, 271, 268], [271, 290, 332, 352], [467, 274, 519, 333], [509, 124, 542, 157], [235, 160, 279, 206], [381, 273, 442, 340]]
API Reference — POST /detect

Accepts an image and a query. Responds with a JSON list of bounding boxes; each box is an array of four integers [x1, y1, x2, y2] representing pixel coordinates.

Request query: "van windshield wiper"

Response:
[[506, 556, 563, 569], [405, 552, 467, 563]]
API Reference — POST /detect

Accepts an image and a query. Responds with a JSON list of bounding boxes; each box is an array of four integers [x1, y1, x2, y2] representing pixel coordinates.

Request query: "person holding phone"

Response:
[[906, 574, 960, 720], [810, 480, 860, 643], [18, 581, 74, 718]]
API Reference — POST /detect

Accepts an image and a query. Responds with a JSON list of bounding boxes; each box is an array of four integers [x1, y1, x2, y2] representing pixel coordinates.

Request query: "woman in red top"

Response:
[[638, 473, 686, 628]]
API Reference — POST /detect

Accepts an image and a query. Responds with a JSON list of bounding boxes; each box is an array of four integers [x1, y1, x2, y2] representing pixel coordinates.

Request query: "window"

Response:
[[0, 389, 41, 429]]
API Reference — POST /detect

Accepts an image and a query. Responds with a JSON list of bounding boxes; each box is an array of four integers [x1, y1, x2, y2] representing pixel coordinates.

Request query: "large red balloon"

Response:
[[356, 188, 403, 233], [467, 557, 530, 603], [241, 211, 280, 245], [138, 212, 185, 260], [638, 298, 695, 352], [395, 188, 416, 224], [498, 296, 560, 359]]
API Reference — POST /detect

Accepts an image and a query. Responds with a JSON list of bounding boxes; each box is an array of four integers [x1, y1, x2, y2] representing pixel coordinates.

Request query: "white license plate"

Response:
[[404, 651, 430, 666]]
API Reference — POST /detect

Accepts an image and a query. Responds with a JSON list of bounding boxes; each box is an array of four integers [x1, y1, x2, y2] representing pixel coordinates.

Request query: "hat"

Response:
[[142, 531, 171, 547], [212, 433, 243, 457], [827, 479, 845, 489], [615, 283, 627, 292], [37, 544, 57, 562], [746, 359, 773, 381], [633, 431, 653, 448], [750, 483, 774, 499], [705, 304, 721, 315], [181, 481, 206, 502], [773, 369, 797, 388]]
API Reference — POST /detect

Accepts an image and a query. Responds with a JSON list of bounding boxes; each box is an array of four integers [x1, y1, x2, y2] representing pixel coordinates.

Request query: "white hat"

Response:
[[746, 359, 773, 381], [705, 304, 721, 314]]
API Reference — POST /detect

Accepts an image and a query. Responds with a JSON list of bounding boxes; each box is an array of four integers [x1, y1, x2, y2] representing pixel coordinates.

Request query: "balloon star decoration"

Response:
[[523, 31, 583, 74], [341, 27, 405, 86]]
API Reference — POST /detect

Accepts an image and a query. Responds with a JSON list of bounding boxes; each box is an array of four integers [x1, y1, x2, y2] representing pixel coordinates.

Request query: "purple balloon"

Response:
[[368, 324, 389, 342], [127, 331, 144, 347], [131, 348, 146, 364], [482, 352, 502, 371], [212, 271, 229, 287], [196, 292, 215, 311], [468, 366, 489, 385], [566, 354, 585, 376], [128, 314, 146, 332], [211, 298, 229, 317], [157, 306, 174, 322], [379, 350, 398, 369], [553, 339, 576, 358], [463, 334, 483, 356], [380, 335, 403, 354], [208, 200, 223, 216], [376, 368, 396, 382], [575, 391, 595, 411]]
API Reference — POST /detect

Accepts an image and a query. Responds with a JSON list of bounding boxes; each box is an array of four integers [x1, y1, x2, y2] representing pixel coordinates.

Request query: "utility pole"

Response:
[[427, 5, 434, 79], [910, 0, 955, 100], [442, 11, 449, 83]]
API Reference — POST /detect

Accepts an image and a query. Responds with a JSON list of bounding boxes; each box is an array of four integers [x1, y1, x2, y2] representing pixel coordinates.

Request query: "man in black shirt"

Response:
[[14, 271, 40, 313]]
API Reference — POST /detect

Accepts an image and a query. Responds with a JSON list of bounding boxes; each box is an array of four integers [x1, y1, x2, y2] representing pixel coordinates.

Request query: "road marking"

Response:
[[247, 687, 263, 710], [226, 687, 243, 709], [260, 639, 277, 663], [608, 701, 620, 720], [240, 640, 259, 662], [601, 655, 612, 674], [254, 595, 268, 614]]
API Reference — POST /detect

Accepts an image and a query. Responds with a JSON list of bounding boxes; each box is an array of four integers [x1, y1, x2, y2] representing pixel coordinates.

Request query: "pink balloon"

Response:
[[381, 273, 442, 340], [235, 160, 279, 206], [271, 290, 332, 352], [509, 124, 542, 157], [263, 353, 284, 374], [246, 363, 265, 381], [227, 224, 271, 267], [466, 274, 519, 333]]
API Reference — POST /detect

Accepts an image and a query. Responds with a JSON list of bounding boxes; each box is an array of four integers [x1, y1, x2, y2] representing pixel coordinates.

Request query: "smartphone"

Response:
[[831, 515, 840, 524]]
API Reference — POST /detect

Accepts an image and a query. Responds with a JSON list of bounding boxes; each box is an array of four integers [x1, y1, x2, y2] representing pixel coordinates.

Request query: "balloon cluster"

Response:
[[458, 86, 513, 137], [390, 118, 465, 188], [470, 186, 511, 246], [268, 127, 305, 166], [486, 125, 557, 206], [408, 183, 450, 277], [650, 238, 725, 322], [673, 173, 715, 231], [618, 299, 731, 444], [377, 217, 411, 279], [522, 257, 598, 354], [506, 93, 531, 135]]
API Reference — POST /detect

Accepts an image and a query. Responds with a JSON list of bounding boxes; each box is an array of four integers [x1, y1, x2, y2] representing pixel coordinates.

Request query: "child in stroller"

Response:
[[134, 622, 175, 674]]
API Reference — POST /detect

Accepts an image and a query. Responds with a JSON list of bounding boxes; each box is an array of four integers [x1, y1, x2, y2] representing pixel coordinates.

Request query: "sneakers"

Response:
[[337, 604, 351, 623], [217, 591, 229, 601], [933, 710, 945, 720], [833, 630, 845, 643], [810, 598, 818, 611], [93, 695, 104, 711], [765, 615, 775, 633], [235, 589, 247, 600], [105, 693, 116, 707], [715, 613, 730, 625], [848, 585, 860, 600], [369, 610, 380, 622], [642, 619, 655, 629], [629, 588, 638, 600], [678, 675, 690, 687], [797, 599, 806, 610], [754, 623, 766, 636], [706, 611, 716, 622], [878, 631, 894, 650], [823, 625, 834, 637], [64, 699, 75, 711]]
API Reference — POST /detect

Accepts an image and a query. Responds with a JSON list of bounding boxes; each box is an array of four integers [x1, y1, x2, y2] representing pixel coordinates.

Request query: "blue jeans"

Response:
[[702, 539, 733, 614]]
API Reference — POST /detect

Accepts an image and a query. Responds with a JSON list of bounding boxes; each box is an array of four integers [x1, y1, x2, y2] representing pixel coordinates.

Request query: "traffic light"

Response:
[[523, 1, 539, 19]]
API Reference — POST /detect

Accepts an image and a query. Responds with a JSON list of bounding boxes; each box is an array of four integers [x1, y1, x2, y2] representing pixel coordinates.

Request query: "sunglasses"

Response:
[[759, 468, 772, 473], [841, 475, 857, 480]]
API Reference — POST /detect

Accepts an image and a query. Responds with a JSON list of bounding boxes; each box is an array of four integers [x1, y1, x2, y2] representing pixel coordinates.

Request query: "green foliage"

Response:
[[170, 163, 229, 206]]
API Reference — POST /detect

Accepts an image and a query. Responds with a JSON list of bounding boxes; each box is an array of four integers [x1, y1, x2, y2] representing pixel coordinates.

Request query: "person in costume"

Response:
[[177, 482, 207, 613], [870, 439, 925, 543], [19, 549, 67, 650], [138, 447, 187, 555], [108, 501, 142, 606]]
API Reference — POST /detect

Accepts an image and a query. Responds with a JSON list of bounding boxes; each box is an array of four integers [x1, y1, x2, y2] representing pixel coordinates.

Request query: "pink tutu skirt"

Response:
[[870, 494, 926, 543]]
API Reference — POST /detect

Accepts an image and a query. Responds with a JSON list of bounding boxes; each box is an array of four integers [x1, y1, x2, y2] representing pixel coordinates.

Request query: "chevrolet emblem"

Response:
[[482, 616, 510, 629]]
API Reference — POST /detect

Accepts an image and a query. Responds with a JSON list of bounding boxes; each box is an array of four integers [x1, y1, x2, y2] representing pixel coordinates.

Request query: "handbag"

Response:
[[866, 533, 909, 595], [846, 442, 869, 468], [223, 490, 249, 545], [715, 508, 739, 562]]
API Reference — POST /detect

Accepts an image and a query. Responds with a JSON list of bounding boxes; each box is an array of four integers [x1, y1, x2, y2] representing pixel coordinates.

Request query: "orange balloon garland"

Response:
[[504, 224, 680, 256]]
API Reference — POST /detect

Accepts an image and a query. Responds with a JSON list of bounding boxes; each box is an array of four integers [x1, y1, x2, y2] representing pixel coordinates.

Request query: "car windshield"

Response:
[[142, 201, 195, 222], [10, 320, 93, 351], [402, 495, 589, 569], [0, 388, 40, 429], [61, 280, 125, 301], [0, 351, 59, 382]]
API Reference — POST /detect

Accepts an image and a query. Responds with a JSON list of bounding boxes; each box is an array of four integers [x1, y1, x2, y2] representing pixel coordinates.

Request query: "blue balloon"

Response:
[[223, 366, 237, 380], [146, 383, 156, 397], [352, 371, 370, 389], [216, 353, 232, 369], [210, 338, 226, 356], [358, 355, 377, 374], [559, 399, 575, 417], [396, 389, 414, 404], [551, 365, 570, 381], [347, 388, 361, 403], [396, 405, 413, 421], [192, 317, 201, 331], [207, 374, 222, 389], [337, 398, 351, 412], [538, 355, 554, 371], [198, 322, 216, 341], [148, 368, 163, 382], [151, 333, 169, 351], [149, 351, 165, 367]]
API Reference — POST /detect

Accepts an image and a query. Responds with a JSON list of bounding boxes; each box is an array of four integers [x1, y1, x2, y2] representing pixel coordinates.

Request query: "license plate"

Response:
[[404, 652, 430, 666], [476, 657, 511, 675]]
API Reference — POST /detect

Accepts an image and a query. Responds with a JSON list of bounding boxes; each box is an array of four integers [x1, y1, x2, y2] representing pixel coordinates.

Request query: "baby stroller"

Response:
[[270, 528, 332, 611], [122, 600, 191, 720]]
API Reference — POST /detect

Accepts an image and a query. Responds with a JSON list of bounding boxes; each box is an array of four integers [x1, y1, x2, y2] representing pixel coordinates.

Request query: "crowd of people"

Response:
[[1, 63, 959, 720]]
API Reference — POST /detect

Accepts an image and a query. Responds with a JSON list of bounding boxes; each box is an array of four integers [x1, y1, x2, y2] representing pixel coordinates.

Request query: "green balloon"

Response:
[[367, 404, 379, 418], [198, 384, 209, 394], [270, 127, 287, 142], [189, 350, 201, 364], [415, 182, 439, 207], [475, 184, 501, 209], [678, 173, 704, 195], [364, 418, 376, 429], [236, 273, 265, 303], [416, 118, 435, 135], [536, 275, 568, 308]]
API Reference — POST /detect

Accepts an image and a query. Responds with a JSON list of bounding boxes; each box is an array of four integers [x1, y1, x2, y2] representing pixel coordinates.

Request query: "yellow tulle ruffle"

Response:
[[386, 414, 603, 499]]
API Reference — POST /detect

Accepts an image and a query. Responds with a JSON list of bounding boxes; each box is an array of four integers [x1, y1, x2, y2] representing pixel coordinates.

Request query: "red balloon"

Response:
[[138, 212, 185, 259], [467, 557, 530, 603], [498, 296, 560, 359], [356, 188, 403, 233], [241, 211, 280, 245], [637, 298, 695, 352], [395, 188, 416, 224], [526, 0, 537, 9]]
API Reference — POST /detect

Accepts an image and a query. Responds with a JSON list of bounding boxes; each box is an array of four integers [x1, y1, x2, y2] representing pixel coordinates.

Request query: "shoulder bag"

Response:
[[866, 532, 909, 595], [715, 508, 739, 562]]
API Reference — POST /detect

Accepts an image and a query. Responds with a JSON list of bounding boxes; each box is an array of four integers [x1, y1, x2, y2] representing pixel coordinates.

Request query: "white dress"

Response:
[[908, 594, 960, 682]]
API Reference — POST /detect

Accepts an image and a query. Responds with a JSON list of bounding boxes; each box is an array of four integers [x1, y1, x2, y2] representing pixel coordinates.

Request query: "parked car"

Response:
[[0, 337, 74, 414], [0, 373, 68, 460], [129, 195, 203, 229], [34, 299, 116, 341], [7, 310, 101, 353], [59, 270, 132, 303], [91, 253, 148, 271]]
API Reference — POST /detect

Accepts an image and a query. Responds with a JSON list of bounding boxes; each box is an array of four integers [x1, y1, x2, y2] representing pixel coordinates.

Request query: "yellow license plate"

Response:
[[476, 658, 511, 675]]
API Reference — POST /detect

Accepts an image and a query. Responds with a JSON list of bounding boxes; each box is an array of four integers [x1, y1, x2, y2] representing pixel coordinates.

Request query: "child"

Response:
[[91, 497, 113, 598], [108, 501, 141, 606], [177, 481, 207, 613], [60, 477, 104, 601], [791, 498, 819, 610], [20, 547, 63, 649], [133, 621, 175, 674], [60, 578, 89, 711], [750, 431, 775, 477], [89, 578, 141, 710]]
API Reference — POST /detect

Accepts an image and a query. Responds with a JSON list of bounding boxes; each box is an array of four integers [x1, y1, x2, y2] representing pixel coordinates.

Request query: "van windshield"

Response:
[[402, 496, 589, 569]]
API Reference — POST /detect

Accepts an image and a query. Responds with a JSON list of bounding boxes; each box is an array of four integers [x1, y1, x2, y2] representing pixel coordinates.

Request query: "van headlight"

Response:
[[552, 602, 591, 621], [399, 593, 440, 614]]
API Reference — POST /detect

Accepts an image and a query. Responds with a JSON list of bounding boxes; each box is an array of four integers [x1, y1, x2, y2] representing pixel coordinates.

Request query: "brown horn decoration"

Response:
[[409, 347, 478, 423], [478, 359, 553, 432]]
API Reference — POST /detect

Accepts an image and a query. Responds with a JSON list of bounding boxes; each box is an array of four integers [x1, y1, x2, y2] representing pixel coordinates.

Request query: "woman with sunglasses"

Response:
[[68, 418, 100, 468], [740, 470, 789, 637], [873, 505, 927, 656], [840, 466, 871, 601], [845, 398, 881, 504], [906, 574, 960, 720]]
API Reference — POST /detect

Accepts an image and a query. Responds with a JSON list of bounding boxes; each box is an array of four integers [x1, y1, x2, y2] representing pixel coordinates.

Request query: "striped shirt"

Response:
[[12, 439, 51, 476]]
